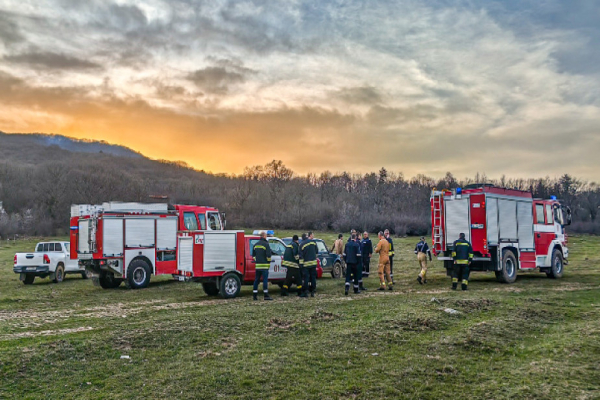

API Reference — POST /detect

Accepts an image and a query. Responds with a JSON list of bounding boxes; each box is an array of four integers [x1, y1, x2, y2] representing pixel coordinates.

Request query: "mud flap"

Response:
[[19, 273, 26, 281], [49, 272, 56, 281]]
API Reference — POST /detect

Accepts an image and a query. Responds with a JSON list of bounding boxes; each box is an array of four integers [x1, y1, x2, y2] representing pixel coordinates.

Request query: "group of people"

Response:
[[251, 231, 319, 300], [251, 229, 474, 301]]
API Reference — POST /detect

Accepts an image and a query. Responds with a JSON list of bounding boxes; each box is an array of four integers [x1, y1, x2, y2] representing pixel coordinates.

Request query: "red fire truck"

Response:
[[431, 185, 572, 283], [70, 202, 320, 297]]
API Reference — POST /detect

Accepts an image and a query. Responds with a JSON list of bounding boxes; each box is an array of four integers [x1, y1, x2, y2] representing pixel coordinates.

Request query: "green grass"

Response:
[[1, 232, 599, 399]]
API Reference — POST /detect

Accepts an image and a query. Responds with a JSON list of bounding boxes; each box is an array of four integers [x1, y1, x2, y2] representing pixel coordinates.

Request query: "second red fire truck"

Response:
[[431, 184, 572, 283]]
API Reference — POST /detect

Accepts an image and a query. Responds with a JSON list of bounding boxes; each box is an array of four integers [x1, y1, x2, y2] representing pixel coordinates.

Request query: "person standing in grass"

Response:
[[331, 233, 344, 255], [252, 231, 273, 301], [300, 232, 318, 297], [343, 233, 362, 295], [415, 236, 432, 285], [375, 231, 393, 291], [361, 231, 373, 281], [385, 229, 395, 283], [281, 235, 302, 297], [452, 232, 473, 291]]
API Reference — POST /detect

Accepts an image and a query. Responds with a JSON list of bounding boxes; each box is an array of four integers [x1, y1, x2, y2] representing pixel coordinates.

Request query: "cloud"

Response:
[[5, 50, 102, 70], [0, 0, 598, 180]]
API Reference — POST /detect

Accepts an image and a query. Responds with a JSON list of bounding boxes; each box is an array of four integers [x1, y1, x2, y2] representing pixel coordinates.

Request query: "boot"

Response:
[[423, 279, 428, 284], [300, 291, 308, 298], [354, 287, 360, 294], [345, 286, 349, 296], [377, 286, 385, 291], [297, 286, 303, 297], [264, 293, 273, 301], [310, 291, 315, 298], [461, 284, 468, 291], [417, 276, 423, 285], [253, 292, 258, 300], [359, 282, 367, 291], [388, 286, 393, 291], [451, 283, 457, 290], [281, 286, 288, 297]]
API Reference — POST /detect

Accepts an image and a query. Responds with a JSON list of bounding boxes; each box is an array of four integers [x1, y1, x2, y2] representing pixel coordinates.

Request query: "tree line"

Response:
[[1, 151, 599, 237]]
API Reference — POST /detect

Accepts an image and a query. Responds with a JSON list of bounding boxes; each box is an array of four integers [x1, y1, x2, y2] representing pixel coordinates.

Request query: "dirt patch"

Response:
[[267, 318, 297, 332], [0, 326, 95, 340], [451, 298, 499, 312], [385, 316, 443, 332], [310, 309, 340, 322]]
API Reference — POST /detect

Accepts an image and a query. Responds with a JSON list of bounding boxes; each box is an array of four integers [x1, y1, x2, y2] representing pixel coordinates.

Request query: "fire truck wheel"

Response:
[[219, 273, 241, 299], [125, 259, 151, 289], [547, 249, 564, 279], [98, 272, 123, 289], [53, 264, 65, 283], [332, 261, 343, 279], [202, 282, 220, 296], [23, 274, 35, 285], [498, 250, 518, 284]]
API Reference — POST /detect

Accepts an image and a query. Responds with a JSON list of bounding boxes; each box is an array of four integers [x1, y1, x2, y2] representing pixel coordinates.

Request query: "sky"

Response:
[[0, 0, 599, 179]]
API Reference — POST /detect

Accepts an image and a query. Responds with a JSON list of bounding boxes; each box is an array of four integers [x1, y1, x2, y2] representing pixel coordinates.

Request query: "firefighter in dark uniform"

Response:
[[355, 232, 367, 291], [385, 229, 395, 283], [452, 233, 473, 291], [252, 231, 273, 300], [361, 231, 373, 281], [343, 233, 362, 295], [300, 231, 318, 297], [415, 236, 432, 285], [281, 235, 302, 296]]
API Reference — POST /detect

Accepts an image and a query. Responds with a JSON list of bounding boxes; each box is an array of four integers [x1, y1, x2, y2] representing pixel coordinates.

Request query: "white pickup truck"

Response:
[[14, 241, 85, 284]]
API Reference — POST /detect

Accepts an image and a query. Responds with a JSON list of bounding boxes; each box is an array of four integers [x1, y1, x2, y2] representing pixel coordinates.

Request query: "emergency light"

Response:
[[550, 195, 557, 200], [456, 188, 462, 194], [252, 230, 275, 236]]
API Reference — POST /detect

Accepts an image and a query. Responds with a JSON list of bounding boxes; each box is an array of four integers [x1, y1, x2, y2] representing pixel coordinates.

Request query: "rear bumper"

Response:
[[14, 265, 50, 275]]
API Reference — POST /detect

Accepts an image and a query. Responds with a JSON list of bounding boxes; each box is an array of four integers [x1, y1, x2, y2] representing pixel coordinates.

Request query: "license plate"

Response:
[[178, 276, 185, 282], [26, 267, 37, 271]]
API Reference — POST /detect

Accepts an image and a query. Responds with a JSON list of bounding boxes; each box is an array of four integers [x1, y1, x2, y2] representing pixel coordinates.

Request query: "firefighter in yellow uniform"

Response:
[[452, 233, 473, 291], [375, 231, 392, 290], [415, 236, 432, 284]]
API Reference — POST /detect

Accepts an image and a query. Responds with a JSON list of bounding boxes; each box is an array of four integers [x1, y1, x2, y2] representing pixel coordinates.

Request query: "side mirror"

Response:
[[221, 212, 227, 229], [564, 206, 572, 226]]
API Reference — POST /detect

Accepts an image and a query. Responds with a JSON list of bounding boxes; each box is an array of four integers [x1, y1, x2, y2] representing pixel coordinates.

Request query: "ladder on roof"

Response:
[[432, 191, 444, 253]]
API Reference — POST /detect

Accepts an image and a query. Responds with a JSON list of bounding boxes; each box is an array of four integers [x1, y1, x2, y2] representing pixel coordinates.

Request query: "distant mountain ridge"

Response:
[[0, 132, 143, 159]]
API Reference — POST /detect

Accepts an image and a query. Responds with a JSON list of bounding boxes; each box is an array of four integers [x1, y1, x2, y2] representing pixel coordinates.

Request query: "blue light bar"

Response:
[[456, 188, 462, 194], [252, 230, 275, 236], [550, 195, 557, 200], [70, 226, 79, 231]]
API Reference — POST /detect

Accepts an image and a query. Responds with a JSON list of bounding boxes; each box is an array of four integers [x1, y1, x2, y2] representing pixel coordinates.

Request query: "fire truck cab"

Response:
[[431, 185, 571, 283]]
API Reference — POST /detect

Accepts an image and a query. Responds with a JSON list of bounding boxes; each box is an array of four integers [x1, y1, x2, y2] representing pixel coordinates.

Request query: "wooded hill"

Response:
[[0, 132, 598, 237]]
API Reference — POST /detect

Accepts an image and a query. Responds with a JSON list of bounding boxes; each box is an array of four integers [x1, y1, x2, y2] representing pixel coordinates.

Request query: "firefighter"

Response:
[[452, 233, 473, 291], [361, 231, 373, 281], [384, 229, 395, 283], [355, 232, 367, 291], [375, 231, 392, 290], [300, 231, 318, 297], [281, 235, 302, 296], [252, 231, 273, 301], [414, 236, 432, 285], [343, 233, 362, 295]]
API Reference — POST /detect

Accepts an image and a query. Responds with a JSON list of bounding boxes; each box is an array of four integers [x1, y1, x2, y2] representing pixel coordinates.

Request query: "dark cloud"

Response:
[[5, 51, 102, 71], [0, 11, 24, 45], [333, 86, 383, 105], [187, 59, 255, 94]]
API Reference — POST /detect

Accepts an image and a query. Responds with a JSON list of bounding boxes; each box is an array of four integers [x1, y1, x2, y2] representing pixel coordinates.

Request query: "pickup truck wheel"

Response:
[[202, 282, 219, 296], [546, 249, 564, 279], [219, 273, 241, 299], [98, 272, 123, 289], [497, 250, 517, 284], [331, 261, 343, 279], [81, 270, 91, 279], [53, 264, 65, 283], [23, 274, 35, 285], [125, 259, 151, 289]]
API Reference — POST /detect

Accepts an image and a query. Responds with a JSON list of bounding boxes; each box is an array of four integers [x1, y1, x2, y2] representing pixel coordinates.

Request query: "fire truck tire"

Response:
[[547, 249, 564, 279], [53, 264, 65, 283], [332, 261, 343, 279], [219, 273, 241, 299], [202, 282, 220, 296], [125, 259, 151, 289], [497, 250, 518, 284], [98, 272, 123, 289], [23, 274, 35, 285]]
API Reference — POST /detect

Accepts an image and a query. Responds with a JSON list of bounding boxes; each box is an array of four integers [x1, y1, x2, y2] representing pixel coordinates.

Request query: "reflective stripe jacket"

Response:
[[386, 236, 395, 257], [283, 241, 300, 268], [361, 238, 373, 259], [252, 238, 272, 270], [414, 241, 431, 255], [343, 240, 362, 264], [452, 239, 473, 264], [300, 239, 318, 268]]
